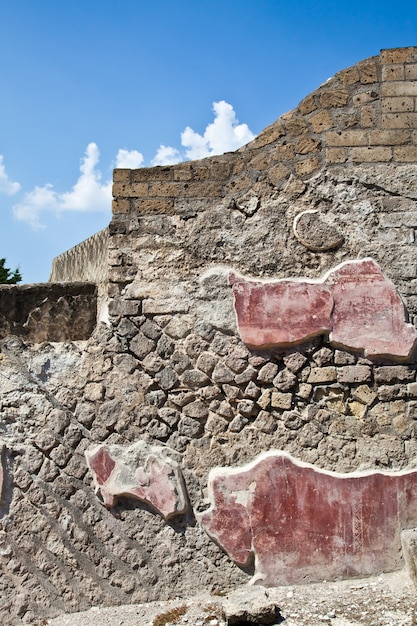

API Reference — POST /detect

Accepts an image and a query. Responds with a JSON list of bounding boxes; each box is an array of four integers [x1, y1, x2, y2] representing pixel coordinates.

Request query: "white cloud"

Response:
[[0, 155, 21, 195], [13, 143, 112, 229], [115, 148, 144, 169], [151, 144, 182, 166], [183, 100, 255, 160], [11, 101, 255, 230], [152, 101, 255, 163]]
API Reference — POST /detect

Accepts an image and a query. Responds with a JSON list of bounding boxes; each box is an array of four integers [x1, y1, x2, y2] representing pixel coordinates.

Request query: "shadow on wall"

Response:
[[0, 283, 97, 342]]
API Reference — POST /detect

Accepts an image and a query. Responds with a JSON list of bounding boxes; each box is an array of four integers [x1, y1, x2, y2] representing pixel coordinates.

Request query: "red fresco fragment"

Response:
[[199, 452, 417, 586], [230, 259, 417, 358], [85, 442, 188, 520]]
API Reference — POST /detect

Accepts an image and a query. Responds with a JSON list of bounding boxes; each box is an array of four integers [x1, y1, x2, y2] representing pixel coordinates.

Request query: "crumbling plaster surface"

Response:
[[1, 47, 417, 624]]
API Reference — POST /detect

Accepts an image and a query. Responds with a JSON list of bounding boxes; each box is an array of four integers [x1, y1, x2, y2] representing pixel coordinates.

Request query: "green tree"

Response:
[[0, 258, 22, 284]]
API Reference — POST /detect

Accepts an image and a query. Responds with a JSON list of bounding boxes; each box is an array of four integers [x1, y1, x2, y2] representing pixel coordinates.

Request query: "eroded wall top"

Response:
[[112, 47, 417, 219]]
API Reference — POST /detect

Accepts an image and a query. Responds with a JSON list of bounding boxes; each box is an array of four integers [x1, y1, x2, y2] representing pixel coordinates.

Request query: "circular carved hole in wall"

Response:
[[293, 209, 344, 252]]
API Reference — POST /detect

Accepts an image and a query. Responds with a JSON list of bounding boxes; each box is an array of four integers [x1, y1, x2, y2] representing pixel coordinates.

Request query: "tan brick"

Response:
[[182, 181, 223, 197], [223, 176, 252, 194], [257, 389, 271, 409], [371, 405, 391, 427], [406, 64, 417, 80], [268, 163, 291, 186], [326, 130, 367, 147], [368, 130, 410, 145], [249, 122, 286, 148], [247, 152, 272, 170], [210, 160, 233, 180], [381, 113, 417, 129], [309, 110, 334, 133], [149, 182, 180, 197], [232, 158, 246, 175], [192, 166, 210, 181], [113, 169, 131, 182], [392, 413, 409, 433], [320, 90, 350, 108], [361, 105, 378, 128], [360, 61, 378, 84], [352, 91, 379, 106], [334, 112, 358, 129], [352, 385, 377, 406], [111, 198, 130, 214], [284, 117, 309, 136], [338, 66, 360, 85], [296, 383, 312, 400], [394, 146, 417, 162], [112, 182, 148, 197], [381, 97, 414, 112], [382, 64, 405, 81], [173, 163, 193, 181], [326, 148, 348, 164], [295, 136, 321, 155], [351, 147, 392, 162], [294, 157, 320, 177], [274, 144, 296, 160], [337, 366, 371, 384], [132, 166, 172, 182], [131, 197, 175, 214], [380, 48, 416, 64], [307, 367, 337, 384], [382, 81, 417, 96], [271, 392, 292, 410], [298, 94, 318, 115]]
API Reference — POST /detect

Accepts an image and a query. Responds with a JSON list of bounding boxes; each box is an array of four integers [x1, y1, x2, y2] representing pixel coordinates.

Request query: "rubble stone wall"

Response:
[[0, 283, 97, 343], [1, 47, 417, 625]]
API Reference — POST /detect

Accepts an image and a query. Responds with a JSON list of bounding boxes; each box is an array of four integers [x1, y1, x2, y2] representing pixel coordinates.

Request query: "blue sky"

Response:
[[1, 0, 416, 283]]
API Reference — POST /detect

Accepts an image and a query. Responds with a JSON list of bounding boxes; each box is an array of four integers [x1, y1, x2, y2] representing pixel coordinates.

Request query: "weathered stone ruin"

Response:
[[1, 47, 417, 624]]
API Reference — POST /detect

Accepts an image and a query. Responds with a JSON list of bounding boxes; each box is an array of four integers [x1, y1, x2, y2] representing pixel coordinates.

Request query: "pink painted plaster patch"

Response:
[[198, 452, 417, 585], [230, 259, 417, 359], [85, 441, 188, 520]]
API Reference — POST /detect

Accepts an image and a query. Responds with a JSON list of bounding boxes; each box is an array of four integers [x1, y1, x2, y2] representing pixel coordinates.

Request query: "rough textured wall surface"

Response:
[[49, 229, 108, 285], [50, 229, 109, 321], [1, 48, 417, 625], [0, 283, 97, 342]]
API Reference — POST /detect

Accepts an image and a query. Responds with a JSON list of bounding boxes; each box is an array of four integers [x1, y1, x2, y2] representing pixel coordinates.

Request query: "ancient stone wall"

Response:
[[50, 229, 109, 323], [49, 229, 108, 285], [0, 283, 97, 342], [1, 48, 417, 624]]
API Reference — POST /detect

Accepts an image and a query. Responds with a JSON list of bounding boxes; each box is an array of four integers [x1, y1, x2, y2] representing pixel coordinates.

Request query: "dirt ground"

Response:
[[42, 569, 417, 626]]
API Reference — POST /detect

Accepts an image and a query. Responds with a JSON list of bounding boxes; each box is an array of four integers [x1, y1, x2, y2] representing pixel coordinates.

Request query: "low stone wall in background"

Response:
[[49, 229, 108, 285]]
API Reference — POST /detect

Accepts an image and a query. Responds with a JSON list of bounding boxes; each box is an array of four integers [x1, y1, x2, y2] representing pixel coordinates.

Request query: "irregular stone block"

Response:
[[336, 365, 372, 384], [223, 586, 279, 625], [85, 441, 188, 520], [230, 258, 417, 359], [199, 451, 417, 586]]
